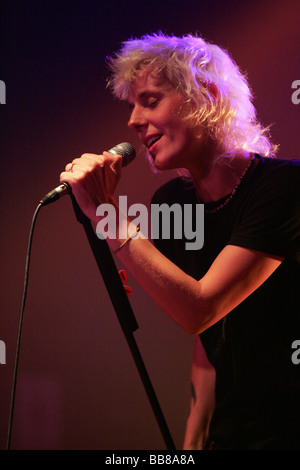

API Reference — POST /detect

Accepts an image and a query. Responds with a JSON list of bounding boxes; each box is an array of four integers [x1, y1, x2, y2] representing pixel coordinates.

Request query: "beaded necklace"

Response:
[[197, 154, 256, 214]]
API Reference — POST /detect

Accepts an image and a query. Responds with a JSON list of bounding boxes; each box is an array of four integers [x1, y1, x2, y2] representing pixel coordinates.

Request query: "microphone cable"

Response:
[[6, 196, 176, 451], [6, 202, 43, 450], [5, 142, 136, 448]]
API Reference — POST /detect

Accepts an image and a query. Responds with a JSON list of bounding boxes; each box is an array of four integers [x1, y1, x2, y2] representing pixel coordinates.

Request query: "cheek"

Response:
[[170, 122, 195, 146], [163, 115, 187, 139], [161, 98, 185, 130]]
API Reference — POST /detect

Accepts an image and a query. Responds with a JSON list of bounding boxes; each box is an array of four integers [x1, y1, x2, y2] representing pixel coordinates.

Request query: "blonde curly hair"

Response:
[[107, 32, 278, 158]]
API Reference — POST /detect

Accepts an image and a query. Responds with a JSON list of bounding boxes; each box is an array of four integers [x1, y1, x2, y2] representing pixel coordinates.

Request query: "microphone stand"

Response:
[[67, 189, 176, 451]]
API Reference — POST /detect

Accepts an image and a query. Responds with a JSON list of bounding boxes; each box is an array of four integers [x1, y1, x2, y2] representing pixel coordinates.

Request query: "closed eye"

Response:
[[140, 91, 162, 108], [147, 99, 160, 108]]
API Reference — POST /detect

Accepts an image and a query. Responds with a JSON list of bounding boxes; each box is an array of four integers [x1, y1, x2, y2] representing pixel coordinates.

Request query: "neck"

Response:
[[190, 150, 252, 203]]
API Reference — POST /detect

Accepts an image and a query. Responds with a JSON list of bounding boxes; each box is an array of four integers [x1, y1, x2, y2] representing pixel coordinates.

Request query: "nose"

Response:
[[127, 104, 147, 131]]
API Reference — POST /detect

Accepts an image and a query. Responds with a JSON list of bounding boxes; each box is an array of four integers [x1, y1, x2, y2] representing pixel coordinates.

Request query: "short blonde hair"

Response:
[[107, 32, 278, 158]]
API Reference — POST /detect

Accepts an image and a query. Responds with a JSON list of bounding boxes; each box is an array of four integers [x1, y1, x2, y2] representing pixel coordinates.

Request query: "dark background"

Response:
[[0, 0, 299, 450]]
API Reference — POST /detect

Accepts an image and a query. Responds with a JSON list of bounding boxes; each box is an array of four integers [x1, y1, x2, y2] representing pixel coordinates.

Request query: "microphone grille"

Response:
[[108, 142, 136, 167]]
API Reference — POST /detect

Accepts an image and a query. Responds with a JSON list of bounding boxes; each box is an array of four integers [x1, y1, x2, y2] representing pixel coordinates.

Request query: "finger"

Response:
[[110, 158, 122, 175], [59, 165, 85, 184], [77, 153, 105, 165], [72, 155, 102, 166], [65, 162, 74, 172], [102, 151, 123, 174], [68, 152, 120, 170], [103, 151, 122, 163]]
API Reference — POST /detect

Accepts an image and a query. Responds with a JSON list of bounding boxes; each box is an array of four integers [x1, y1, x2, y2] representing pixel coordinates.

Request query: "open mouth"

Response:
[[147, 135, 162, 151]]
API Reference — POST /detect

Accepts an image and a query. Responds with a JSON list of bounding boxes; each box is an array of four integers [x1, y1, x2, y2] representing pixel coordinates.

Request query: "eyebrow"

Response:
[[139, 90, 161, 99]]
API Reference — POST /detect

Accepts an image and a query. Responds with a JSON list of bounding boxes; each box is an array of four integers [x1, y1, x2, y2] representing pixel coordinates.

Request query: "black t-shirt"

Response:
[[151, 155, 300, 449]]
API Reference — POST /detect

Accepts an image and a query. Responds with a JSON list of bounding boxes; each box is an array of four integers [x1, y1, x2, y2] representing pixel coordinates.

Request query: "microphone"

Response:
[[40, 142, 136, 206]]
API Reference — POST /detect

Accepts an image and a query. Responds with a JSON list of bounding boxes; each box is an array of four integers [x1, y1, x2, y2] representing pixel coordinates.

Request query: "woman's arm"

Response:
[[183, 336, 215, 450], [60, 152, 283, 335]]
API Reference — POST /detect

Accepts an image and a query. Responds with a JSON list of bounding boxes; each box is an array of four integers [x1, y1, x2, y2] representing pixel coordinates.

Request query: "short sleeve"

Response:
[[229, 159, 300, 261]]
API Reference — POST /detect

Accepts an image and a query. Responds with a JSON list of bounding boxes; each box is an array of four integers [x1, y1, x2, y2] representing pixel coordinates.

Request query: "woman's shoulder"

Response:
[[257, 154, 300, 175], [250, 155, 300, 196]]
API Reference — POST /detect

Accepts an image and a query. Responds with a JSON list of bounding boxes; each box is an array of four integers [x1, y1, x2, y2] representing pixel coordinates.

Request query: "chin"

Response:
[[153, 153, 180, 171], [154, 160, 173, 171]]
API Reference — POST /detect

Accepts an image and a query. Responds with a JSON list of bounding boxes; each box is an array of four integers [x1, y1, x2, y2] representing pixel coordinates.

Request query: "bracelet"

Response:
[[114, 226, 140, 253]]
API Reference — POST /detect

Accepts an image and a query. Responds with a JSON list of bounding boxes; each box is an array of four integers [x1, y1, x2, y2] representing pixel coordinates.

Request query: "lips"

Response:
[[145, 134, 162, 150]]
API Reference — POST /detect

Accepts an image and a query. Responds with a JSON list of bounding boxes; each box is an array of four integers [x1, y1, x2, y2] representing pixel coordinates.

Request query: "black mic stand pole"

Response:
[[67, 188, 176, 451]]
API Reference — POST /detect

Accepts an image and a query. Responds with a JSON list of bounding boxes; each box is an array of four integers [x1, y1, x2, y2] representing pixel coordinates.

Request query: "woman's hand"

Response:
[[59, 151, 123, 223]]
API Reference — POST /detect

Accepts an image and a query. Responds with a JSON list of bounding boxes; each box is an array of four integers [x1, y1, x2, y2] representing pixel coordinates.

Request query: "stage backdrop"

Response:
[[0, 0, 299, 450]]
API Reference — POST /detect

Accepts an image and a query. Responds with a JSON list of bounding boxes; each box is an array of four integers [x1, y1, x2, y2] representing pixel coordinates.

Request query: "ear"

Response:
[[208, 82, 219, 99], [203, 81, 219, 99]]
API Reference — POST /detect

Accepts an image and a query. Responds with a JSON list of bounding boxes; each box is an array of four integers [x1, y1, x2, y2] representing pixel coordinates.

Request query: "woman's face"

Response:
[[127, 69, 206, 172]]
